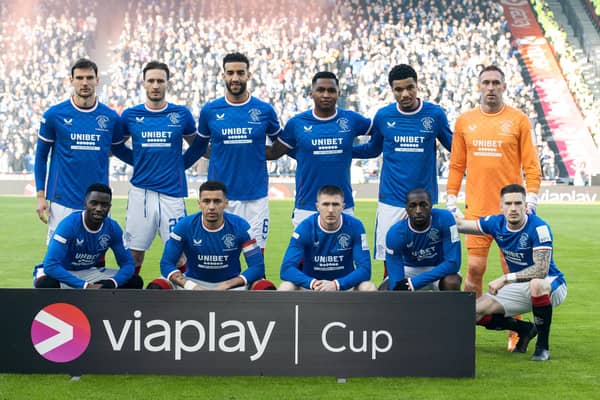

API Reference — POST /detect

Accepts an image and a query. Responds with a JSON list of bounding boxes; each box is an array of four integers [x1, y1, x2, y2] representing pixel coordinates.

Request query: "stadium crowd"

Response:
[[0, 0, 588, 180]]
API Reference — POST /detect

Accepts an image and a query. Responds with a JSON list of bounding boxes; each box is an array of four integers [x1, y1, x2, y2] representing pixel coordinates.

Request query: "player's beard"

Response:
[[226, 80, 247, 97]]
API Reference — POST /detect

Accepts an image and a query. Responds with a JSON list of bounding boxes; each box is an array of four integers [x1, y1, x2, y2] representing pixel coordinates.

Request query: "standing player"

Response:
[[112, 61, 207, 275], [197, 52, 281, 251], [455, 184, 566, 361], [34, 184, 143, 289], [279, 185, 376, 291], [446, 65, 541, 350], [266, 71, 372, 227], [35, 58, 125, 244], [147, 181, 270, 290], [352, 64, 452, 282], [386, 188, 461, 292]]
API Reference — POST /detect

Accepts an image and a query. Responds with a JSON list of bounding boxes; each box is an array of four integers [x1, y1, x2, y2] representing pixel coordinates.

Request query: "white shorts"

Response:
[[374, 202, 407, 260], [47, 203, 80, 245], [125, 186, 186, 251], [226, 197, 269, 249], [291, 207, 354, 229], [485, 276, 567, 316], [34, 264, 118, 289], [404, 266, 440, 291], [279, 280, 375, 291], [156, 276, 248, 291]]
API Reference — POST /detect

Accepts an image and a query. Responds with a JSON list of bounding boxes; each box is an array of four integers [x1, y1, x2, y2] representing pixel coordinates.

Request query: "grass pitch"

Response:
[[0, 196, 598, 399]]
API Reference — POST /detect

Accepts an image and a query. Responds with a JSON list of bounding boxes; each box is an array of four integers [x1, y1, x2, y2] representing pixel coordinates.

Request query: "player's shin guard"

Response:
[[532, 294, 552, 350], [96, 255, 106, 269], [134, 265, 142, 275]]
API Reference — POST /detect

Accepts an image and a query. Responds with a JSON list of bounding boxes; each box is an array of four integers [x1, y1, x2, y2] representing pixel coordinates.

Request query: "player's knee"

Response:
[[357, 281, 377, 291], [122, 274, 144, 289], [35, 275, 60, 288], [146, 278, 172, 290], [278, 281, 298, 291], [439, 274, 462, 291], [529, 278, 550, 297]]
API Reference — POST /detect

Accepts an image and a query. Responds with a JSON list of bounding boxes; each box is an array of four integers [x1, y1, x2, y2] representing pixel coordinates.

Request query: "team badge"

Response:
[[96, 115, 109, 130], [167, 112, 180, 125], [337, 234, 351, 250], [222, 234, 236, 249], [421, 117, 434, 132], [248, 108, 262, 123], [501, 120, 513, 134], [98, 234, 111, 251], [337, 118, 350, 133], [427, 228, 440, 243], [518, 233, 530, 249]]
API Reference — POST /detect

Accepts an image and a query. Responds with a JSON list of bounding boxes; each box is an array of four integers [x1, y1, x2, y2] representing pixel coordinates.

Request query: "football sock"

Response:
[[532, 294, 552, 350]]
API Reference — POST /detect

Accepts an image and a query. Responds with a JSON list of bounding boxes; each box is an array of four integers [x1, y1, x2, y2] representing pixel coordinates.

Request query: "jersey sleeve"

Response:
[[384, 223, 407, 290], [160, 219, 187, 279], [111, 112, 127, 145], [182, 108, 198, 136], [43, 222, 87, 288], [109, 221, 136, 287], [353, 112, 373, 137], [278, 118, 297, 149], [238, 222, 265, 285], [336, 221, 371, 290], [266, 105, 282, 137], [352, 123, 383, 158], [34, 138, 53, 192], [518, 116, 542, 194], [280, 225, 315, 289], [197, 105, 211, 138], [435, 107, 453, 151], [410, 212, 461, 290], [446, 116, 467, 196]]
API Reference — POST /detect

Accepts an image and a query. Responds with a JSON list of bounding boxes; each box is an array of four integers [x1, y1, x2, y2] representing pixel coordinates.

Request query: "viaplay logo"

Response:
[[31, 303, 91, 363]]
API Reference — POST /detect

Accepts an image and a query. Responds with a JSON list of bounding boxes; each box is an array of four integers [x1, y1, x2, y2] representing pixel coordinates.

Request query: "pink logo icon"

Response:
[[31, 303, 91, 363]]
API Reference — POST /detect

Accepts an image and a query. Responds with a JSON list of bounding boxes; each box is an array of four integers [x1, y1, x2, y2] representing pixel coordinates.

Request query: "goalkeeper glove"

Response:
[[526, 193, 538, 214], [446, 194, 464, 218]]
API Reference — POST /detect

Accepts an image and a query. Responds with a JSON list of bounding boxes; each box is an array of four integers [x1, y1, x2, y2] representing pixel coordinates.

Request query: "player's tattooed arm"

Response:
[[505, 248, 551, 283]]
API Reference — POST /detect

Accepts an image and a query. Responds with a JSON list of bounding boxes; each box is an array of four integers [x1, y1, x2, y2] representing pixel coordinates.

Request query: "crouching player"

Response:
[[147, 180, 275, 290], [455, 184, 566, 361], [385, 188, 462, 291], [279, 185, 376, 291], [34, 183, 143, 289]]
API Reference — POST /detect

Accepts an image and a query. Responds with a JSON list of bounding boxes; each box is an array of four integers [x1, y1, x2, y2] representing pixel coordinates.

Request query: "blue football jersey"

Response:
[[35, 98, 125, 209], [121, 103, 197, 197], [280, 213, 372, 290], [353, 100, 452, 207], [385, 208, 461, 290], [198, 96, 281, 200], [478, 214, 565, 284], [42, 211, 135, 288], [279, 108, 372, 210], [160, 212, 265, 284]]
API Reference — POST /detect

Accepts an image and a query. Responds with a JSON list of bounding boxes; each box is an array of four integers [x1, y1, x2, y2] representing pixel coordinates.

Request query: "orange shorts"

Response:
[[465, 233, 493, 257]]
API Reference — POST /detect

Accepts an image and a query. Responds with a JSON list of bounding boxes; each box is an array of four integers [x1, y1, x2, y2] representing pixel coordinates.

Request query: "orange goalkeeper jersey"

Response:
[[447, 104, 541, 218]]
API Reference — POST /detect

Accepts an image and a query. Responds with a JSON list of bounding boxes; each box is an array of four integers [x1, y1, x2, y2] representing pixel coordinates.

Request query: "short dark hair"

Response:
[[500, 184, 526, 198], [406, 188, 431, 203], [312, 71, 339, 87], [388, 64, 417, 87], [71, 58, 98, 78], [199, 180, 227, 196], [479, 65, 505, 81], [85, 183, 112, 197], [318, 185, 344, 199], [143, 61, 170, 80], [223, 52, 250, 69]]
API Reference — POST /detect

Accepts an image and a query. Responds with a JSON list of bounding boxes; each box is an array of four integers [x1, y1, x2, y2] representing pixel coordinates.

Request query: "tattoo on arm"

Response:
[[515, 248, 551, 281]]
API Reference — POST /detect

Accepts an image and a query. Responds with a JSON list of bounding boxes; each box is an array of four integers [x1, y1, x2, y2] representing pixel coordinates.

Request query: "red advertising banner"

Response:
[[500, 0, 600, 176]]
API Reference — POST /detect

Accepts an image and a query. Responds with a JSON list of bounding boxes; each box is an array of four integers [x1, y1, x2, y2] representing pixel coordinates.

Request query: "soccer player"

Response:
[[385, 188, 461, 292], [455, 184, 566, 361], [279, 185, 376, 291], [35, 58, 125, 244], [197, 52, 281, 250], [33, 184, 142, 289], [112, 61, 207, 275], [446, 65, 542, 350], [147, 181, 272, 290], [352, 64, 452, 281], [266, 71, 372, 227]]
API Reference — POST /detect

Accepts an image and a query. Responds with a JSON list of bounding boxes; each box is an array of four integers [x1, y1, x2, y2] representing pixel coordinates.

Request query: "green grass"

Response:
[[1, 196, 599, 399]]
